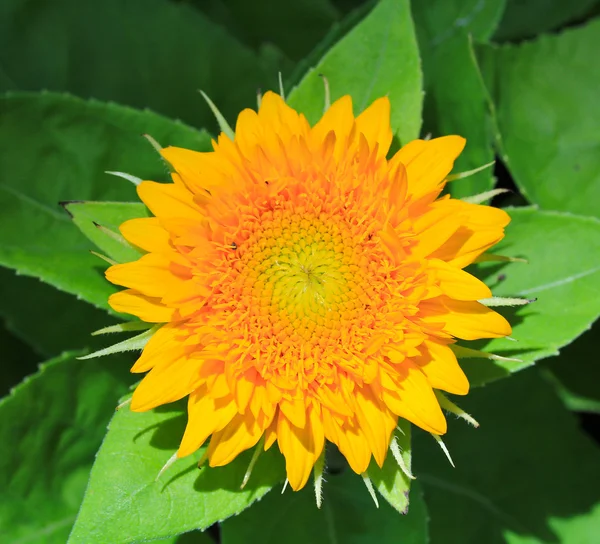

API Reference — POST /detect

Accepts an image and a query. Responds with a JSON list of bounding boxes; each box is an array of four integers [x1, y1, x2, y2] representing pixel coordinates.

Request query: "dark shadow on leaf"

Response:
[[416, 368, 600, 543], [162, 462, 199, 492], [193, 446, 285, 494], [147, 412, 187, 450]]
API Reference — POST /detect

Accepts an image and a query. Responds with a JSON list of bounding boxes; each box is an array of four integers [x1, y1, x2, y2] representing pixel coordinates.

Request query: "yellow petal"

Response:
[[395, 136, 466, 199], [355, 97, 393, 159], [428, 258, 492, 300], [279, 396, 307, 429], [131, 354, 202, 411], [382, 362, 447, 434], [108, 289, 174, 322], [105, 253, 184, 298], [322, 410, 372, 475], [137, 180, 204, 221], [130, 323, 183, 373], [430, 201, 510, 268], [178, 387, 237, 457], [417, 339, 469, 395], [277, 405, 324, 490], [119, 217, 171, 253], [354, 385, 396, 467], [208, 411, 265, 467], [421, 296, 512, 340], [311, 95, 355, 159]]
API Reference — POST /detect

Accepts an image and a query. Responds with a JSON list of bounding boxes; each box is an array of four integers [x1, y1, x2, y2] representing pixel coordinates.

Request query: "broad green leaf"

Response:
[[479, 19, 600, 218], [0, 92, 211, 311], [412, 0, 506, 198], [0, 0, 287, 133], [463, 208, 600, 386], [286, 1, 375, 92], [288, 0, 422, 145], [542, 321, 600, 414], [416, 368, 600, 543], [0, 322, 38, 396], [0, 268, 117, 359], [0, 351, 133, 543], [195, 0, 340, 62], [69, 403, 285, 543], [366, 419, 412, 513], [66, 202, 149, 264], [221, 469, 428, 544], [494, 0, 599, 41]]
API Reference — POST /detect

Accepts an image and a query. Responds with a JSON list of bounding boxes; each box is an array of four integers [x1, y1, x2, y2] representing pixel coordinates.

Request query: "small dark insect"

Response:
[[231, 242, 238, 250], [497, 273, 506, 282]]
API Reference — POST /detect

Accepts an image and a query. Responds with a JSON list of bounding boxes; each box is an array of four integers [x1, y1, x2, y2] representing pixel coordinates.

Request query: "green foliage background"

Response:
[[1, 0, 599, 542]]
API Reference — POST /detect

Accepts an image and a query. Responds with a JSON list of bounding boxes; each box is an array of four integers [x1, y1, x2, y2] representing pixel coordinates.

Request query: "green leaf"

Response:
[[366, 419, 412, 513], [66, 201, 149, 264], [417, 368, 600, 543], [412, 0, 506, 198], [0, 321, 38, 396], [0, 267, 122, 363], [494, 0, 599, 41], [0, 351, 134, 543], [479, 19, 600, 218], [542, 320, 600, 414], [195, 0, 341, 62], [69, 403, 285, 543], [0, 0, 287, 133], [221, 468, 428, 544], [462, 208, 600, 386], [0, 92, 211, 311], [288, 0, 422, 145]]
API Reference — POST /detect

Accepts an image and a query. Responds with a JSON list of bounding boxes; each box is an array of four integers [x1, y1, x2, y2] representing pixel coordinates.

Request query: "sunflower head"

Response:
[[106, 92, 510, 490]]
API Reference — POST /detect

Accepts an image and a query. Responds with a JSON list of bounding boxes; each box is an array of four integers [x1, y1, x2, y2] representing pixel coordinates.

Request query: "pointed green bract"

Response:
[[366, 420, 412, 514], [78, 326, 159, 360], [288, 0, 422, 145], [68, 402, 285, 543], [66, 201, 149, 264]]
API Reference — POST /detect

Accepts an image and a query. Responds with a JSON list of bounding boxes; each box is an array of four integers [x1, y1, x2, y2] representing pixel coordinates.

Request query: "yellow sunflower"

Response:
[[105, 92, 511, 491]]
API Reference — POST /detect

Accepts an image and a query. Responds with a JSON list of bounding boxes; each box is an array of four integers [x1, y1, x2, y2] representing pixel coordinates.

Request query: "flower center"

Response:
[[236, 209, 376, 351]]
